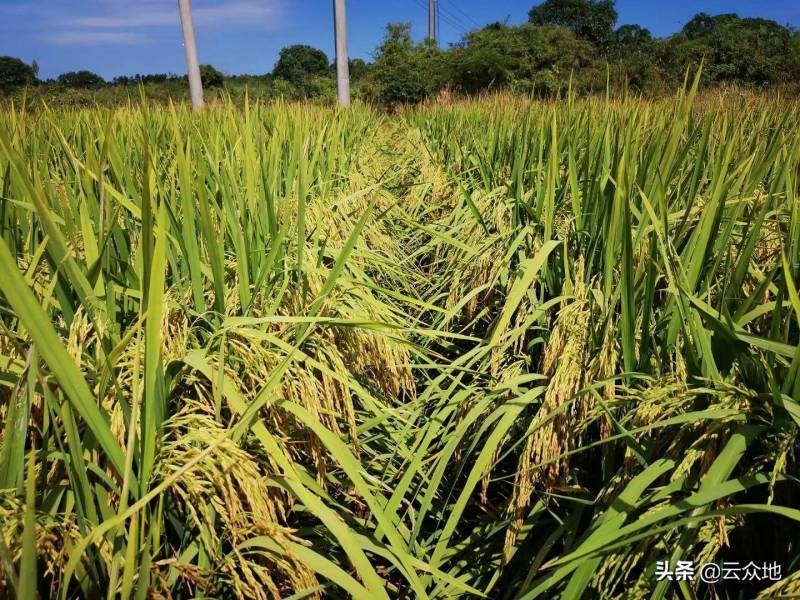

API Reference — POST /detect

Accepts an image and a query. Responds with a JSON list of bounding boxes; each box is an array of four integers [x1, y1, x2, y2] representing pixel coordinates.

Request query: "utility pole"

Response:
[[178, 0, 204, 110], [333, 0, 350, 106], [428, 0, 437, 45]]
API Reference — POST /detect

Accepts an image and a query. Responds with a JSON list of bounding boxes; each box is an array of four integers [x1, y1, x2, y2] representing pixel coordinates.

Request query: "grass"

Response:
[[0, 79, 799, 599]]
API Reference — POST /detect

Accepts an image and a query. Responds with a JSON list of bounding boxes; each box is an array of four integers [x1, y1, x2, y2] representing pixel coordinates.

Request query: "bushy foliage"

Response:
[[0, 56, 37, 91], [348, 58, 370, 82], [668, 14, 800, 85], [199, 64, 224, 88], [273, 44, 330, 84], [529, 0, 618, 51], [450, 23, 596, 94], [56, 70, 105, 88], [613, 24, 652, 52], [367, 23, 450, 105]]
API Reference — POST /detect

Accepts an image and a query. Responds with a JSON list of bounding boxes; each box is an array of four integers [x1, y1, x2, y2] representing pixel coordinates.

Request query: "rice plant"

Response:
[[1, 79, 799, 598]]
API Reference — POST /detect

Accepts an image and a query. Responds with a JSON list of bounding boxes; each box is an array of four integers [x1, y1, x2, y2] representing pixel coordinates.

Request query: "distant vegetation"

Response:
[[56, 70, 106, 89], [1, 0, 799, 106], [0, 56, 37, 91]]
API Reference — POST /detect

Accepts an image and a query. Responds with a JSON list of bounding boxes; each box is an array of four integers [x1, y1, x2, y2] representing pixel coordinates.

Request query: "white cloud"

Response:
[[67, 1, 281, 29], [46, 31, 150, 45], [28, 0, 283, 46], [194, 1, 282, 26]]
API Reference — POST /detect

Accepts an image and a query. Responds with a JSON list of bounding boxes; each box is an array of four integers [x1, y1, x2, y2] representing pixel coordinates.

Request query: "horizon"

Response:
[[0, 0, 798, 81]]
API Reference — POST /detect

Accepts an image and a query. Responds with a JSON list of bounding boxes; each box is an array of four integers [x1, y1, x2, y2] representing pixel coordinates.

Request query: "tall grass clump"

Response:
[[1, 79, 800, 598]]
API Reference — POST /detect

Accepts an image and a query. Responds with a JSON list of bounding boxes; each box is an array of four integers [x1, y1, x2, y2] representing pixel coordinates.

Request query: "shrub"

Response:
[[199, 64, 224, 88], [450, 23, 596, 94], [57, 70, 105, 88], [368, 23, 450, 105], [0, 56, 37, 91], [273, 45, 330, 84]]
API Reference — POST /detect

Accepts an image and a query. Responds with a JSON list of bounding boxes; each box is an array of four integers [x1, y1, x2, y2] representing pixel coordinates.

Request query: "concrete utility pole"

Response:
[[428, 0, 437, 44], [333, 0, 350, 106], [178, 0, 204, 110]]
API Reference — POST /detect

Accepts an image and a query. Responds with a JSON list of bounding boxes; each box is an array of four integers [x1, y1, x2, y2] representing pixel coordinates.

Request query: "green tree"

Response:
[[57, 70, 105, 88], [608, 24, 663, 92], [199, 64, 224, 88], [348, 58, 370, 82], [368, 23, 449, 104], [668, 13, 798, 85], [614, 24, 652, 51], [529, 0, 617, 51], [450, 23, 596, 94], [0, 56, 37, 91], [793, 30, 800, 68], [273, 45, 330, 84], [681, 12, 738, 40]]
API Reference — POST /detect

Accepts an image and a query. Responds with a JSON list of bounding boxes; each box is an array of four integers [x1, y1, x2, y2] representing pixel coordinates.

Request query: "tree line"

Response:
[[2, 0, 799, 105]]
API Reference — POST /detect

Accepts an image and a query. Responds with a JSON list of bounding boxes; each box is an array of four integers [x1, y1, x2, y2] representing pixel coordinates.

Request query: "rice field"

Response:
[[1, 80, 799, 599]]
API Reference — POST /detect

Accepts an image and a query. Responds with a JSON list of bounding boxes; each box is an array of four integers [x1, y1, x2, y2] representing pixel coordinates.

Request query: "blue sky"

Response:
[[1, 0, 798, 80]]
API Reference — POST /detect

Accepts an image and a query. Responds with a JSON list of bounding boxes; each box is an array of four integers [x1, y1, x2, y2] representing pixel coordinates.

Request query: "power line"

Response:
[[408, 0, 470, 39], [413, 0, 468, 37], [437, 10, 471, 36], [409, 0, 430, 19], [433, 3, 473, 36], [436, 0, 440, 41], [440, 0, 481, 29]]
